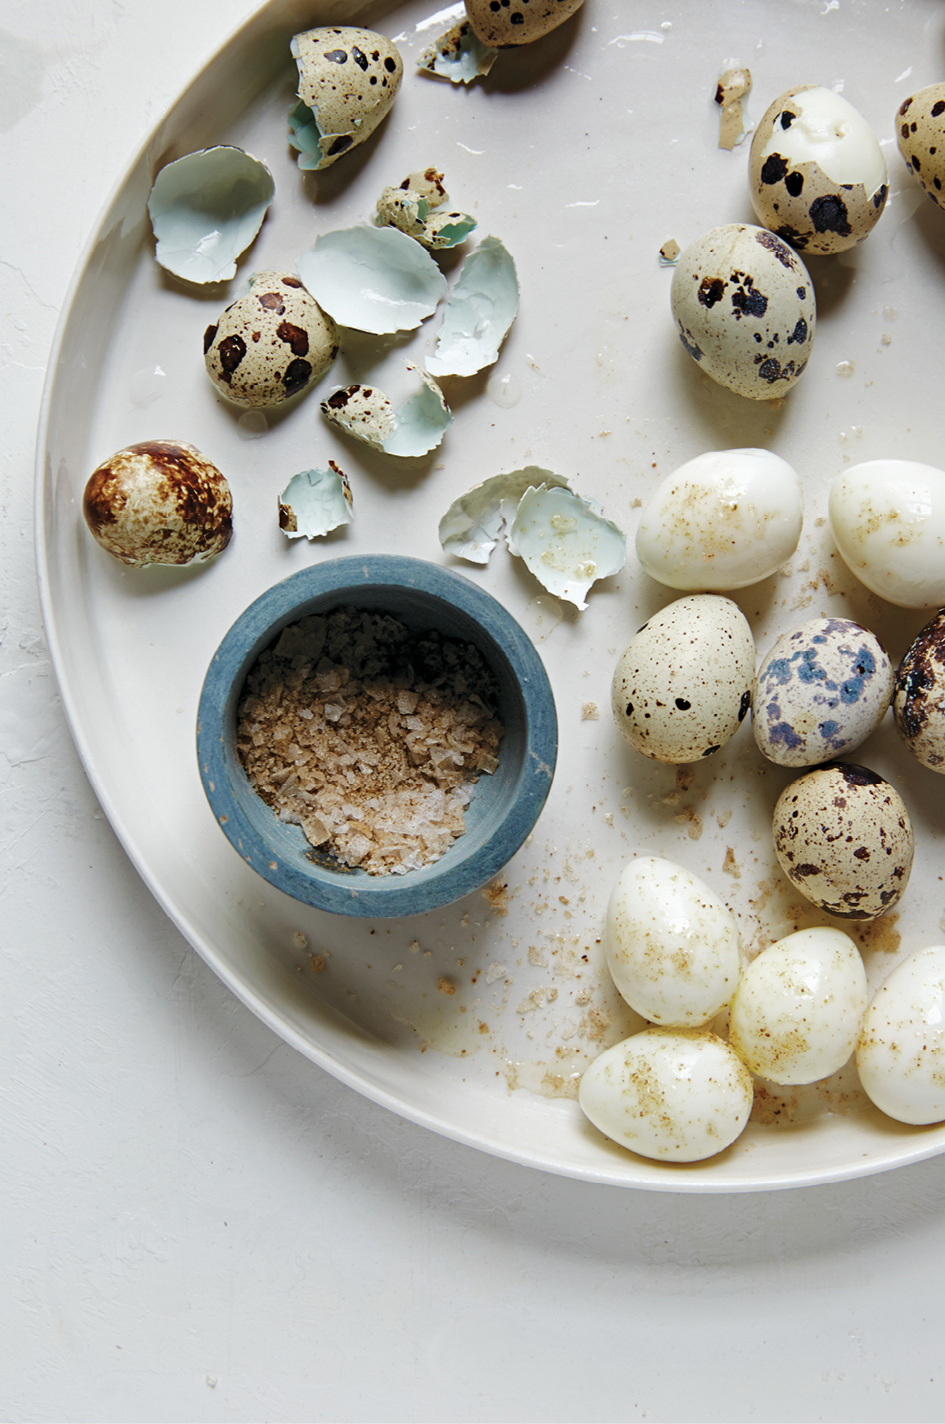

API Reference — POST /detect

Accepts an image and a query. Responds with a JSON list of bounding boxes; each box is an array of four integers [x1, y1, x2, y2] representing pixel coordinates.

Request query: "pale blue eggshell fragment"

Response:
[[507, 484, 626, 610], [439, 468, 570, 564], [426, 236, 519, 377], [418, 20, 499, 84], [297, 225, 448, 334], [278, 465, 352, 540], [147, 146, 275, 284], [321, 364, 451, 457]]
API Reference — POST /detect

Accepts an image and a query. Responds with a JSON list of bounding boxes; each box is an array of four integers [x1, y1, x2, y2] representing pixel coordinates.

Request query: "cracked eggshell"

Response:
[[507, 484, 626, 610], [578, 1029, 753, 1163], [896, 83, 945, 213], [147, 146, 274, 285], [612, 595, 755, 763], [321, 365, 451, 457], [753, 616, 894, 768], [375, 168, 477, 250], [772, 762, 915, 920], [426, 236, 519, 377], [438, 467, 570, 564], [604, 856, 742, 1028], [465, 0, 585, 48], [288, 26, 402, 171], [635, 447, 803, 591], [671, 224, 815, 399], [729, 927, 868, 1086], [278, 463, 352, 540], [419, 20, 498, 83], [82, 440, 232, 567], [829, 460, 945, 610], [856, 945, 945, 1125], [203, 272, 339, 408], [749, 85, 888, 254], [893, 609, 945, 773], [297, 225, 448, 334]]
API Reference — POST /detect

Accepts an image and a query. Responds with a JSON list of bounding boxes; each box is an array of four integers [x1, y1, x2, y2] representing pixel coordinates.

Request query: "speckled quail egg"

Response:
[[671, 224, 816, 399], [753, 617, 894, 767], [772, 762, 914, 920], [729, 927, 868, 1085], [612, 594, 755, 763], [896, 83, 945, 213], [893, 608, 945, 773], [635, 447, 803, 591], [829, 460, 945, 610], [464, 0, 585, 47], [578, 1028, 754, 1163], [748, 85, 888, 254], [82, 440, 232, 567], [288, 26, 402, 171], [604, 856, 742, 1028], [856, 945, 945, 1125], [204, 273, 339, 408]]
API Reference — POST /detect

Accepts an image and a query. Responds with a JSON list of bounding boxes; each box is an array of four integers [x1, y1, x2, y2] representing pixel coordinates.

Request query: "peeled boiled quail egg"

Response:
[[578, 1028, 754, 1163], [146, 146, 274, 285], [82, 440, 232, 567], [772, 762, 914, 920], [203, 273, 339, 408], [635, 447, 803, 591], [894, 608, 945, 773], [671, 224, 816, 399], [896, 83, 945, 213], [604, 856, 742, 1028], [856, 945, 945, 1125], [464, 0, 585, 48], [438, 467, 571, 563], [753, 616, 894, 767], [728, 927, 868, 1085], [829, 460, 945, 610], [288, 26, 402, 171], [748, 85, 888, 254], [612, 594, 755, 763]]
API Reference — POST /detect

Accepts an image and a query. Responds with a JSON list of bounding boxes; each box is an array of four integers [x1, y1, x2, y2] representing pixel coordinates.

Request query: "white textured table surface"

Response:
[[5, 2, 945, 1420]]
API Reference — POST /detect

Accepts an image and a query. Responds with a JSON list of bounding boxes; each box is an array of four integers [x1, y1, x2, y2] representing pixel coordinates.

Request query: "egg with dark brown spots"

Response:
[[82, 440, 233, 567], [896, 82, 945, 213], [289, 26, 402, 171], [670, 224, 816, 399], [772, 762, 914, 920], [204, 273, 339, 408], [464, 0, 585, 47], [893, 608, 945, 772]]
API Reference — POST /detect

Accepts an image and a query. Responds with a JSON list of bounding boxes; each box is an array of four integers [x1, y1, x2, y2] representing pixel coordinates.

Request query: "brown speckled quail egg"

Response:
[[204, 273, 339, 408], [464, 0, 585, 48], [772, 762, 914, 920], [288, 26, 402, 171], [671, 224, 816, 399], [896, 83, 945, 213], [749, 85, 888, 254], [612, 594, 755, 763], [82, 440, 233, 567], [893, 608, 945, 773]]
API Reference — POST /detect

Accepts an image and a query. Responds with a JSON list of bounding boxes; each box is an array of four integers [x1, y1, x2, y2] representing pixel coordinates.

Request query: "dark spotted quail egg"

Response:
[[464, 0, 585, 48], [893, 608, 945, 773], [896, 83, 945, 213], [671, 224, 816, 400], [204, 273, 339, 408], [749, 85, 888, 254], [288, 26, 402, 171]]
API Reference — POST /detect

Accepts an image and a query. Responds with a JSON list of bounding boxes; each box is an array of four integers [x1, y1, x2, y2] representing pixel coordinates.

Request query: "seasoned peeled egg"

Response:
[[829, 460, 945, 610], [856, 945, 945, 1125], [204, 273, 339, 408], [896, 83, 945, 213]]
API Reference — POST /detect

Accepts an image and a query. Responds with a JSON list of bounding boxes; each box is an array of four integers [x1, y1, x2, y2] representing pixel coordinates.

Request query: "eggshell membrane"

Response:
[[893, 608, 945, 772], [578, 1029, 754, 1163], [203, 273, 339, 408], [771, 762, 915, 920], [896, 83, 945, 214], [856, 946, 945, 1125], [634, 447, 803, 591], [290, 26, 402, 170], [465, 0, 585, 48], [729, 926, 867, 1086], [829, 460, 945, 610], [611, 594, 755, 763], [604, 856, 742, 1027]]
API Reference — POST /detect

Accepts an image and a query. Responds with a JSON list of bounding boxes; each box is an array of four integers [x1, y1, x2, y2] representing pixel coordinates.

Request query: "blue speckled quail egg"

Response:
[[612, 595, 755, 763], [894, 608, 945, 773], [857, 945, 945, 1125], [604, 856, 742, 1028], [748, 85, 888, 254], [671, 223, 816, 399], [896, 83, 945, 214], [729, 927, 868, 1086], [465, 0, 585, 47], [829, 460, 945, 610], [753, 616, 894, 767], [204, 273, 339, 408], [635, 447, 803, 590], [578, 1028, 754, 1163], [288, 26, 402, 171], [772, 762, 914, 920]]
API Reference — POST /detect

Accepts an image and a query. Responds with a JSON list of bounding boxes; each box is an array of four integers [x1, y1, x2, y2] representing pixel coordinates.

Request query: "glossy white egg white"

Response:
[[856, 946, 945, 1125], [829, 460, 945, 609]]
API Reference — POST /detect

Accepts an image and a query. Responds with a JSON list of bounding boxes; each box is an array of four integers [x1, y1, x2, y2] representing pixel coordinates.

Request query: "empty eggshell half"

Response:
[[418, 20, 499, 83], [507, 484, 626, 609], [288, 26, 402, 171], [321, 364, 451, 457], [147, 146, 274, 284], [426, 236, 519, 377], [278, 464, 353, 540], [438, 467, 571, 564], [298, 225, 448, 334]]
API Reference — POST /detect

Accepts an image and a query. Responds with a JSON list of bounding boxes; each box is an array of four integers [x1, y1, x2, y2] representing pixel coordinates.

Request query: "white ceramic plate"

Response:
[[36, 0, 945, 1191]]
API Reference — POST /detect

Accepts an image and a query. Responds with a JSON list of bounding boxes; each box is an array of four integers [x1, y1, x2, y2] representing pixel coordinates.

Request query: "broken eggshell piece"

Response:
[[508, 485, 626, 610], [288, 26, 403, 171], [279, 463, 353, 539], [147, 146, 274, 284], [426, 236, 519, 378], [375, 168, 477, 250], [418, 19, 498, 84], [439, 467, 571, 564], [297, 225, 448, 334], [321, 364, 451, 457]]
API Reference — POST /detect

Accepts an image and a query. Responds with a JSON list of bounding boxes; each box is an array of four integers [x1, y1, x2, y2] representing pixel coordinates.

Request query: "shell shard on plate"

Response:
[[321, 364, 451, 457], [288, 26, 403, 171], [439, 467, 571, 563], [278, 464, 353, 539], [375, 168, 477, 250], [146, 146, 274, 284], [297, 224, 448, 334], [507, 484, 626, 609], [426, 236, 519, 377], [418, 19, 499, 83]]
